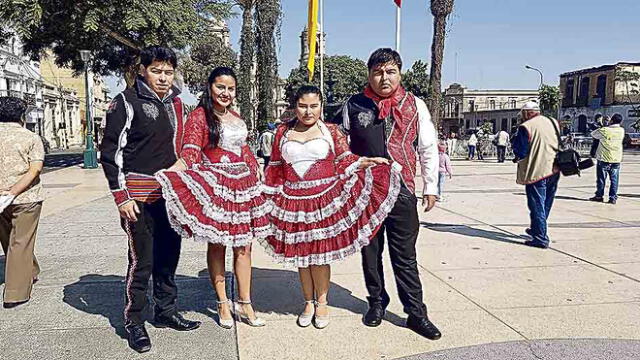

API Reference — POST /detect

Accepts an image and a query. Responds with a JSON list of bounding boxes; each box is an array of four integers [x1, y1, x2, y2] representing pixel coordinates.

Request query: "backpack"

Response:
[[547, 117, 585, 176]]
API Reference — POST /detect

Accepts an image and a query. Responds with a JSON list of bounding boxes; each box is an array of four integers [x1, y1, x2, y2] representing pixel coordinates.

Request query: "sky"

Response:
[[107, 0, 640, 103]]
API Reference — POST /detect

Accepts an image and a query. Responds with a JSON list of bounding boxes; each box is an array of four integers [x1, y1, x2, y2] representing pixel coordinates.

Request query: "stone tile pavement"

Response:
[[2, 154, 640, 359]]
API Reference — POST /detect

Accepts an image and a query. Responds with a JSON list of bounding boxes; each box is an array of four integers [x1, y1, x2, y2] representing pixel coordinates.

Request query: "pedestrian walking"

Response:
[[437, 143, 453, 202], [0, 96, 44, 309], [156, 67, 270, 330], [494, 129, 510, 163], [512, 102, 560, 249], [468, 132, 477, 160], [333, 48, 441, 340], [100, 46, 200, 353], [476, 131, 486, 161], [446, 132, 458, 157], [589, 114, 625, 204], [261, 85, 401, 329], [258, 122, 276, 169]]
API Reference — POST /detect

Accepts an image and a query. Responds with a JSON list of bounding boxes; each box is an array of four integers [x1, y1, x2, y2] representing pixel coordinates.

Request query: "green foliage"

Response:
[[539, 84, 561, 118], [285, 55, 368, 107], [402, 60, 430, 100], [254, 0, 280, 128], [0, 0, 233, 82], [180, 35, 237, 94]]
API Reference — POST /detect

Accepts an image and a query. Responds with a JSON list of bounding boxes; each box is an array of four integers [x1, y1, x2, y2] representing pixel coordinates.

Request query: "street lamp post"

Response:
[[525, 65, 544, 89], [79, 50, 98, 169]]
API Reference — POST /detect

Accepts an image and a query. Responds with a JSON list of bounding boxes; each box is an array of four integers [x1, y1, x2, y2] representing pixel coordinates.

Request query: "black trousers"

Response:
[[120, 199, 181, 326], [497, 145, 506, 162], [361, 185, 427, 318]]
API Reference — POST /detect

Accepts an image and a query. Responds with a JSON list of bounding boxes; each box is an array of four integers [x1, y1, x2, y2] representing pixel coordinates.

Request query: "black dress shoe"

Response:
[[3, 300, 29, 309], [154, 313, 201, 331], [363, 304, 385, 327], [126, 324, 151, 353], [406, 316, 442, 340], [523, 240, 549, 249]]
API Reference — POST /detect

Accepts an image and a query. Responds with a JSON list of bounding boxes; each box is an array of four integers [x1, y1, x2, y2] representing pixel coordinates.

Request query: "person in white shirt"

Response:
[[494, 130, 510, 163]]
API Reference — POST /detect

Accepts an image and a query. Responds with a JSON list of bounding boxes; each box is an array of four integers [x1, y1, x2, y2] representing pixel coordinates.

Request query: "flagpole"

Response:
[[319, 0, 325, 98], [395, 6, 401, 52]]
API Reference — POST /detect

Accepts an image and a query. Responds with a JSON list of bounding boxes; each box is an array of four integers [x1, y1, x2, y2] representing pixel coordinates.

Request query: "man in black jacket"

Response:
[[100, 46, 199, 353]]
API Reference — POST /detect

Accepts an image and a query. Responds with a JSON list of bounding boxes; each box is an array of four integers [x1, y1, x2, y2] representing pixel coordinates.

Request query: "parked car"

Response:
[[623, 133, 640, 148]]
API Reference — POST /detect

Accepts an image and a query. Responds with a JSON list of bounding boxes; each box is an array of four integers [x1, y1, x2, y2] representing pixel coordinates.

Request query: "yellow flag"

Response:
[[307, 0, 319, 81]]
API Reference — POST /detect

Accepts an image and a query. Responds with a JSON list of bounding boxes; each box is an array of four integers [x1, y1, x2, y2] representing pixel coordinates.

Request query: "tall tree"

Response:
[[427, 0, 454, 126], [180, 34, 237, 94], [238, 0, 256, 127], [403, 60, 430, 100], [254, 0, 280, 129], [285, 55, 368, 107], [0, 0, 232, 86]]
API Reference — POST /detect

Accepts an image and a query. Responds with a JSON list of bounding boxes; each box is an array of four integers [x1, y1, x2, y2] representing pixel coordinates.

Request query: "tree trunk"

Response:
[[124, 63, 138, 88], [239, 2, 255, 127], [255, 0, 280, 130], [428, 14, 447, 128]]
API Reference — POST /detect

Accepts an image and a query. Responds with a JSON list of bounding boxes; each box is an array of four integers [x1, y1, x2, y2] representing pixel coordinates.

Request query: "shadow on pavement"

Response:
[[421, 222, 524, 246], [63, 273, 219, 340], [619, 193, 640, 198], [245, 267, 407, 327]]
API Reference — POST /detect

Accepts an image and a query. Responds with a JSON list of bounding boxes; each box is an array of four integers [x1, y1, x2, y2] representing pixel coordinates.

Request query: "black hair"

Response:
[[367, 48, 403, 71], [198, 67, 237, 147], [610, 113, 623, 125], [0, 96, 27, 123], [291, 85, 323, 107], [140, 45, 178, 69]]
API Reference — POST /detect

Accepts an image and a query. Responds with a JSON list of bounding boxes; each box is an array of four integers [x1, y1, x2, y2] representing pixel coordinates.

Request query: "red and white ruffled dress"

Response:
[[261, 121, 402, 268], [156, 107, 272, 247]]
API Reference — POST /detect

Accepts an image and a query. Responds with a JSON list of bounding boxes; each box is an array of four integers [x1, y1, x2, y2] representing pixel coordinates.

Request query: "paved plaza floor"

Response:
[[2, 154, 640, 359]]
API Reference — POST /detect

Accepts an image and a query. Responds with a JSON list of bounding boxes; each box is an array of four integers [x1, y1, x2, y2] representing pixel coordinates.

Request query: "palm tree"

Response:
[[254, 0, 280, 129], [238, 0, 255, 127], [428, 0, 454, 127]]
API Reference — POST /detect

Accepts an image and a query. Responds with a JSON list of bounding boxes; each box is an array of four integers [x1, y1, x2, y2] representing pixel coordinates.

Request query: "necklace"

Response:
[[214, 108, 228, 117]]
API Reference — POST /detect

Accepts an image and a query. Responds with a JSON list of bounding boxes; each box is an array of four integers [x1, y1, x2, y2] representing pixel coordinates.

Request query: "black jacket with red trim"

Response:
[[100, 77, 185, 206]]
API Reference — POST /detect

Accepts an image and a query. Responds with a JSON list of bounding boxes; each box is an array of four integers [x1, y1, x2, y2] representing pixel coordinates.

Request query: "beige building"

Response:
[[559, 62, 640, 133], [41, 81, 81, 150], [40, 53, 111, 147], [443, 84, 539, 134]]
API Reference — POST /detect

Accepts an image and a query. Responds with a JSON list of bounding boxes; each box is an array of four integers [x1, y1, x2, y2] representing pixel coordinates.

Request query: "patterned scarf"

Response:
[[363, 85, 407, 121]]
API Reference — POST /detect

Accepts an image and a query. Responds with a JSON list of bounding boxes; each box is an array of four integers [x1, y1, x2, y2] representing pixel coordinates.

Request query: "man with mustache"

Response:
[[333, 48, 441, 340], [100, 45, 200, 353]]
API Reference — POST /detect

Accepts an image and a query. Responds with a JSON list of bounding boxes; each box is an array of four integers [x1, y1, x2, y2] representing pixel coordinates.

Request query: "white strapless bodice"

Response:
[[281, 124, 335, 179], [219, 120, 248, 156]]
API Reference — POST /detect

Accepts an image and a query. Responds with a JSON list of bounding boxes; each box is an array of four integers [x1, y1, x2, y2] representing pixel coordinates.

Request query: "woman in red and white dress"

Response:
[[262, 86, 402, 329], [156, 67, 269, 329]]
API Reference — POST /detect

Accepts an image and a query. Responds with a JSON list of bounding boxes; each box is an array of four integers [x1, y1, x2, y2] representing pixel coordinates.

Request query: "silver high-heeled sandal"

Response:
[[297, 300, 315, 328], [217, 300, 234, 329], [234, 300, 266, 327], [313, 301, 330, 329]]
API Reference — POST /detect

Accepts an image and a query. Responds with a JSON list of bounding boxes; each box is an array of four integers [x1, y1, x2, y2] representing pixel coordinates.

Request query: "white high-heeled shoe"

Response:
[[217, 300, 234, 329], [297, 300, 315, 328], [234, 300, 266, 327], [313, 301, 330, 329]]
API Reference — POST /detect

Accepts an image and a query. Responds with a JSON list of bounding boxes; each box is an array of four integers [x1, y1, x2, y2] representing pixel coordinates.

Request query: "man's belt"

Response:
[[125, 173, 162, 203]]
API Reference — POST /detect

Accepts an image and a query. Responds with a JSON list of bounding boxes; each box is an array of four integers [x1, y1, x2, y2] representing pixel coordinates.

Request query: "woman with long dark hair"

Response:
[[156, 67, 269, 329], [261, 86, 402, 329]]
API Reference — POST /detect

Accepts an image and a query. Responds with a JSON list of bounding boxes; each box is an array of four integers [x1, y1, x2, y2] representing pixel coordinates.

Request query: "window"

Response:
[[489, 100, 496, 110], [465, 119, 470, 129], [578, 77, 591, 105], [565, 79, 575, 104], [596, 74, 607, 105], [511, 99, 517, 109], [501, 118, 508, 130], [469, 100, 475, 112]]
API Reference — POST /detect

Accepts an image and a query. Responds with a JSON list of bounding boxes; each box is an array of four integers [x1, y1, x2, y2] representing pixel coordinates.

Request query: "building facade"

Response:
[[0, 36, 44, 134], [559, 62, 640, 134], [443, 84, 539, 134], [40, 52, 111, 148]]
